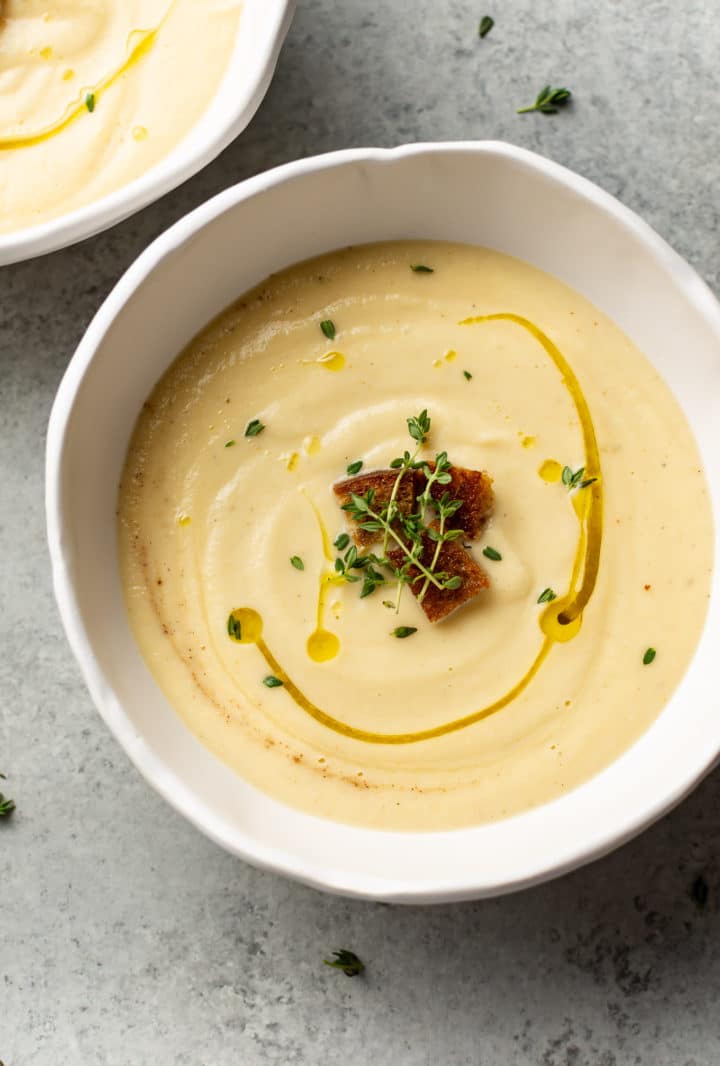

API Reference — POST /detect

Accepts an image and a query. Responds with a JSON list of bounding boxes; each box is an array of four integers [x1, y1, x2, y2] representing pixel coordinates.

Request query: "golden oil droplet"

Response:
[[316, 351, 345, 371], [40, 46, 53, 60], [303, 434, 321, 456], [432, 358, 443, 369], [540, 598, 583, 643], [132, 125, 148, 142], [539, 459, 562, 483], [444, 349, 457, 363], [62, 68, 75, 80], [227, 607, 263, 644], [307, 628, 340, 663], [177, 514, 191, 527], [521, 435, 536, 449], [286, 451, 300, 472]]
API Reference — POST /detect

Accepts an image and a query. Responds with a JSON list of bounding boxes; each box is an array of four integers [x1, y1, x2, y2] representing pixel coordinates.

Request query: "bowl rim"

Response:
[[46, 141, 720, 902], [0, 0, 296, 266]]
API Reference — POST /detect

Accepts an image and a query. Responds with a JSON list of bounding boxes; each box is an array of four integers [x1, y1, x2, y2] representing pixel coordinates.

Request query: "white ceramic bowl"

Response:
[[46, 142, 720, 902], [0, 0, 295, 266]]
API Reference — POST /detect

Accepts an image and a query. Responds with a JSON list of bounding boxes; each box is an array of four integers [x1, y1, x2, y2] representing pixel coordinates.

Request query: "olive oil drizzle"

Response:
[[230, 314, 603, 744], [0, 7, 173, 150], [303, 493, 341, 663], [460, 313, 604, 631]]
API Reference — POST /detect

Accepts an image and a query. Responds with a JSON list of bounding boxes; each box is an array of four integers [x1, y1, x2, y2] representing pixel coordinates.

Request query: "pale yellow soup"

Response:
[[0, 0, 241, 234], [118, 241, 713, 831]]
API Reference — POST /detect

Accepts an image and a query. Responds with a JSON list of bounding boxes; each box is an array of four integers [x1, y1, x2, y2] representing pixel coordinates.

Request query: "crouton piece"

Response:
[[419, 463, 494, 539], [333, 469, 418, 547], [387, 530, 489, 622]]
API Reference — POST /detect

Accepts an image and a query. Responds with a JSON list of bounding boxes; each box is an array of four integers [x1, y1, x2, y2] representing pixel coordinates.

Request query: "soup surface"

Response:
[[0, 0, 241, 234], [118, 241, 713, 830]]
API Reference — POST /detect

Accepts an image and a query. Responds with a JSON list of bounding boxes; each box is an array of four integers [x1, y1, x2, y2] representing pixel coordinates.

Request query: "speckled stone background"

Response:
[[2, 1, 720, 1062]]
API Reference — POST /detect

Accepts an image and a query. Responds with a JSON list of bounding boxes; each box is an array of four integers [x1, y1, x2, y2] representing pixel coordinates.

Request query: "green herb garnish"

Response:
[[244, 418, 265, 437], [561, 465, 587, 490], [85, 92, 95, 113], [410, 264, 434, 273], [320, 319, 336, 340], [290, 555, 304, 571], [0, 775, 15, 818], [324, 950, 365, 977], [517, 85, 572, 115], [537, 587, 557, 604], [333, 532, 350, 551], [224, 439, 236, 448], [227, 613, 243, 641], [392, 626, 417, 639], [333, 542, 362, 584], [338, 410, 468, 610], [579, 477, 597, 489], [263, 675, 283, 688], [407, 408, 431, 444], [483, 546, 502, 561], [643, 647, 656, 665], [382, 600, 395, 609], [478, 15, 494, 37], [346, 459, 363, 476], [463, 370, 473, 381]]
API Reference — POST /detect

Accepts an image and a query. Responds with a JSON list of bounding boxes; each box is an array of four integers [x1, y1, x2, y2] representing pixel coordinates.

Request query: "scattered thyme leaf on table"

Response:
[[0, 775, 15, 818], [324, 950, 365, 977], [478, 15, 494, 38], [517, 85, 572, 115]]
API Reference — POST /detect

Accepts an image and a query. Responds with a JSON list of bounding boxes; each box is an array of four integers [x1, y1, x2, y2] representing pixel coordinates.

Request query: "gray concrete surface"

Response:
[[2, 1, 720, 1062]]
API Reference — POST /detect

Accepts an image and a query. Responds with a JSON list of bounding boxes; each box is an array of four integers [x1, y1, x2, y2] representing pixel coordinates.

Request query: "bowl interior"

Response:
[[48, 143, 720, 901]]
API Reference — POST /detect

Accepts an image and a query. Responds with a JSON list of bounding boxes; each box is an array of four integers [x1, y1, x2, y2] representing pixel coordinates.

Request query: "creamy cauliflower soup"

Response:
[[118, 241, 713, 830]]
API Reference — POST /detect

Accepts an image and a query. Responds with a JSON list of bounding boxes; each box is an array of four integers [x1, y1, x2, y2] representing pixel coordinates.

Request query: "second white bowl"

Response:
[[0, 0, 295, 266]]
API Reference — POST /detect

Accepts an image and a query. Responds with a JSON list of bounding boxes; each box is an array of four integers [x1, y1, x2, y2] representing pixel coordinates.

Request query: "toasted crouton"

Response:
[[387, 531, 489, 622], [333, 469, 418, 546], [420, 463, 494, 539]]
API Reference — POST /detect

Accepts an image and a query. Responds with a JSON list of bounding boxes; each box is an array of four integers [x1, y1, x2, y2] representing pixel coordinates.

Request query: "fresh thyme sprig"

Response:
[[517, 85, 572, 115], [333, 542, 362, 584], [561, 465, 598, 491], [416, 467, 465, 603], [336, 410, 466, 610]]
